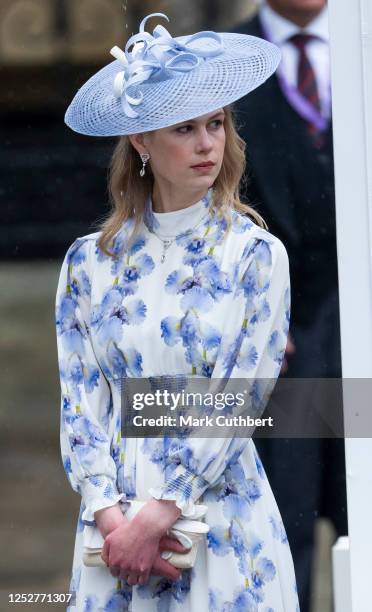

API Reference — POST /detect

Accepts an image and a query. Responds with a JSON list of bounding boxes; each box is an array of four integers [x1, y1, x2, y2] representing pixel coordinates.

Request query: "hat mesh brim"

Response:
[[65, 33, 280, 136]]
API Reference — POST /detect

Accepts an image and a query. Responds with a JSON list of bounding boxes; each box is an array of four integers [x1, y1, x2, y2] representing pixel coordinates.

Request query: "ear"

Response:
[[128, 133, 148, 156]]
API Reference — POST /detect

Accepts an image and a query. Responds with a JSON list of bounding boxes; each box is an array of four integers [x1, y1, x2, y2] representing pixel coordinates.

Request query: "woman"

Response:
[[56, 13, 300, 611]]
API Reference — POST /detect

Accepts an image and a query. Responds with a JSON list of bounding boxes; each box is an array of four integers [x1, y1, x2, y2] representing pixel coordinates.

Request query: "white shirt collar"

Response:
[[260, 2, 329, 44]]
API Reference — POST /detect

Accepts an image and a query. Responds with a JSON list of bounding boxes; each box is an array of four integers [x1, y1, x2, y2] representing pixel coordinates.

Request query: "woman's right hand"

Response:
[[103, 530, 184, 581], [95, 504, 128, 538], [98, 508, 188, 584]]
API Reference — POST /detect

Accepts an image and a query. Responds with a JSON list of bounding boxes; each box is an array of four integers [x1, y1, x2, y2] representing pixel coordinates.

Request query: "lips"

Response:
[[191, 162, 215, 168]]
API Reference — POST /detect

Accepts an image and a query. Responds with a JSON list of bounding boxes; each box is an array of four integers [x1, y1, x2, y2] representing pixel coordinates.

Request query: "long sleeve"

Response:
[[55, 237, 124, 522], [149, 234, 290, 515]]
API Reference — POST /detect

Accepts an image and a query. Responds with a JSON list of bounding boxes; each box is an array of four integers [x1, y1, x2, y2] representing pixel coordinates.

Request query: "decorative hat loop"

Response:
[[110, 13, 224, 119]]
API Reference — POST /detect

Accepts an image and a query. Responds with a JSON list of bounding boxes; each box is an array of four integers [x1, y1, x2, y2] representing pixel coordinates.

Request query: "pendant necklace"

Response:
[[160, 238, 175, 263], [149, 209, 210, 264]]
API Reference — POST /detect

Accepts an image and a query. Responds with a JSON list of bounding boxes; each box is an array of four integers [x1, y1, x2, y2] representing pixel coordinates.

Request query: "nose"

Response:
[[195, 126, 213, 153]]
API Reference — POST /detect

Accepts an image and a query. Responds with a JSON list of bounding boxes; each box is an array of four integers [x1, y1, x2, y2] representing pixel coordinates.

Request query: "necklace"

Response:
[[149, 209, 210, 264], [159, 237, 175, 263]]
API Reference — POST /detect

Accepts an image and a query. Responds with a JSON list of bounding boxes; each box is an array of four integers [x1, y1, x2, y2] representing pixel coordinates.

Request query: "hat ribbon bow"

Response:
[[110, 13, 224, 119]]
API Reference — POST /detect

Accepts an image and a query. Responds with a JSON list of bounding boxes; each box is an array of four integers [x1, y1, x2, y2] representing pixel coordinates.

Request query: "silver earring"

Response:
[[139, 153, 150, 177]]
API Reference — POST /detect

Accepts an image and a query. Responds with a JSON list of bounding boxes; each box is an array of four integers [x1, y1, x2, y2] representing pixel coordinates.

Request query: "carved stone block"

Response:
[[0, 0, 62, 64]]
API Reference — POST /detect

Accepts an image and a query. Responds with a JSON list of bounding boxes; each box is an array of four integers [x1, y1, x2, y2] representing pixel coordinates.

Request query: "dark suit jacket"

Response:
[[234, 14, 348, 549], [233, 14, 341, 378]]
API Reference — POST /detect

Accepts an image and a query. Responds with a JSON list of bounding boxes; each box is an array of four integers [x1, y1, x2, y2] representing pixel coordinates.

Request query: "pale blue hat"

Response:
[[65, 13, 281, 137]]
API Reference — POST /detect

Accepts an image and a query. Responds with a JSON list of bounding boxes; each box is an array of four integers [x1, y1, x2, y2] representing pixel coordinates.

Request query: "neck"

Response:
[[152, 181, 210, 213], [266, 2, 324, 27]]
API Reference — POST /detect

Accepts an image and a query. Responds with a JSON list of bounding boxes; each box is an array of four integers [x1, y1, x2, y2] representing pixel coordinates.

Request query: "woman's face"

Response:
[[138, 109, 226, 193]]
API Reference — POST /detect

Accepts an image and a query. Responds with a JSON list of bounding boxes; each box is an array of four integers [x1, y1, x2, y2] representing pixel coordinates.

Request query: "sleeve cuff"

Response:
[[148, 466, 209, 518], [79, 476, 125, 523]]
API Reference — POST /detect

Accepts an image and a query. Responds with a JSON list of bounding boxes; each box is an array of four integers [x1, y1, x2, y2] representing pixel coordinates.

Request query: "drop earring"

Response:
[[139, 153, 150, 177]]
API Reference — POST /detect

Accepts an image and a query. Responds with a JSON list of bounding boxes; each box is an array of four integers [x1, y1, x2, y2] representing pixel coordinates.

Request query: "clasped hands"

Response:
[[95, 498, 188, 586]]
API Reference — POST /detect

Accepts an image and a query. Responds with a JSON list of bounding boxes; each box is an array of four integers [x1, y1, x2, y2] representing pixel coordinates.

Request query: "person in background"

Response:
[[234, 1, 348, 611]]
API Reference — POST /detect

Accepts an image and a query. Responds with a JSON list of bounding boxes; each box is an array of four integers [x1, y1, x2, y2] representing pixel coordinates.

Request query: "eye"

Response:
[[176, 124, 192, 134], [209, 119, 223, 129]]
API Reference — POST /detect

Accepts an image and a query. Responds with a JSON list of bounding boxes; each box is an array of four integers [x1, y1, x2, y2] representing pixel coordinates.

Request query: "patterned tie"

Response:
[[289, 33, 324, 147]]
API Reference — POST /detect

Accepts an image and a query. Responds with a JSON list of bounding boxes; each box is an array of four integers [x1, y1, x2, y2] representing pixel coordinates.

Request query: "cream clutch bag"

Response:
[[83, 500, 209, 570]]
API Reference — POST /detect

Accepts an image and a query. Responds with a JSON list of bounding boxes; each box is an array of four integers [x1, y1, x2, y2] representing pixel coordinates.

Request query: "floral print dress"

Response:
[[55, 190, 300, 611]]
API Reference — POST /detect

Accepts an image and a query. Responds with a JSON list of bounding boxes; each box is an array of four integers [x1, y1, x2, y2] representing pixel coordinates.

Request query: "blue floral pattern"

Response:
[[55, 192, 299, 610]]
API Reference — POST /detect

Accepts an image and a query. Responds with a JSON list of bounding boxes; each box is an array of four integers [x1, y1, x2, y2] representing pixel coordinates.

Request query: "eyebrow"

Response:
[[179, 111, 225, 125]]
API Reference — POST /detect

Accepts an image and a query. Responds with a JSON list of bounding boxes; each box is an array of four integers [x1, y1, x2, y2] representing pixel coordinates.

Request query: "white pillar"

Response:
[[332, 538, 352, 612], [328, 0, 372, 610]]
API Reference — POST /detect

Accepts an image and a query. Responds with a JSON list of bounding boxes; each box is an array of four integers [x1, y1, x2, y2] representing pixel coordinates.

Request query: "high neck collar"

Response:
[[144, 189, 212, 237]]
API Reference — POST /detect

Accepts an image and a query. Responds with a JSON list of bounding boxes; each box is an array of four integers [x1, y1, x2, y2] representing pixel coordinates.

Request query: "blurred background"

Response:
[[0, 0, 336, 610]]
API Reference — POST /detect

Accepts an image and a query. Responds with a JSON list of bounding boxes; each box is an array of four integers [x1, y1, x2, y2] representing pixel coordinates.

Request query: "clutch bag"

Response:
[[82, 499, 209, 570]]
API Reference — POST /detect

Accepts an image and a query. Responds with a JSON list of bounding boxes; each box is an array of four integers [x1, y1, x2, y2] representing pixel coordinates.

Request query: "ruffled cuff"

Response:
[[148, 465, 209, 518], [79, 476, 125, 523]]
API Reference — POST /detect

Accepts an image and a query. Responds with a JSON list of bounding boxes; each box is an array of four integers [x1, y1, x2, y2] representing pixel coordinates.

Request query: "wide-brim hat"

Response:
[[65, 13, 281, 137]]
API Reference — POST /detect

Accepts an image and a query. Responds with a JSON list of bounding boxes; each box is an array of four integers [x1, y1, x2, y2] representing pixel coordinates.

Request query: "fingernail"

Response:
[[161, 551, 172, 560]]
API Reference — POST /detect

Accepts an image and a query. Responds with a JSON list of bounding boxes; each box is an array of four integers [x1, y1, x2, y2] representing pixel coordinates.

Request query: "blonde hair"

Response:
[[98, 106, 266, 258]]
